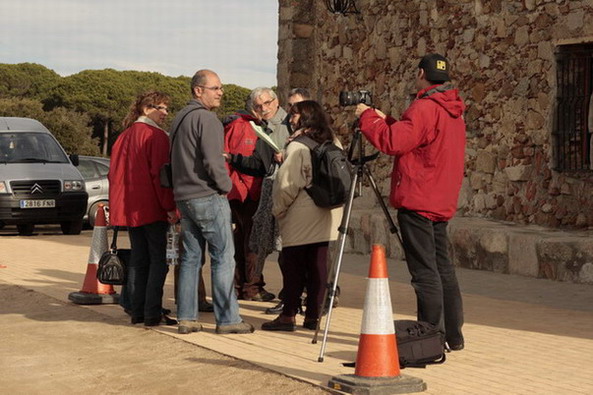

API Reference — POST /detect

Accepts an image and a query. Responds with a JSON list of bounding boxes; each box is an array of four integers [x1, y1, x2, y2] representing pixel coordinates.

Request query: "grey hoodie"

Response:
[[169, 99, 231, 201]]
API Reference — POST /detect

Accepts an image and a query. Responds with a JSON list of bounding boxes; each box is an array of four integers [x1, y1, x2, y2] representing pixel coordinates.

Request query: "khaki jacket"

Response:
[[272, 139, 343, 247]]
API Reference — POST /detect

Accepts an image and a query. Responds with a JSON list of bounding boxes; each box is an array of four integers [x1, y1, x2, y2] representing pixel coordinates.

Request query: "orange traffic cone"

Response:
[[355, 244, 400, 377], [328, 244, 426, 394], [68, 204, 119, 304]]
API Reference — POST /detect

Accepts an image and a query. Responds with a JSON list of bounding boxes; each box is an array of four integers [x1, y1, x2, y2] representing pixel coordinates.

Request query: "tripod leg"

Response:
[[315, 169, 358, 362], [362, 165, 401, 243]]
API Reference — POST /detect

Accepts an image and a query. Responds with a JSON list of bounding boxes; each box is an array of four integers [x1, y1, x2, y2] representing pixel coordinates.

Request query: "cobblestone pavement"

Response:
[[1, 226, 592, 394]]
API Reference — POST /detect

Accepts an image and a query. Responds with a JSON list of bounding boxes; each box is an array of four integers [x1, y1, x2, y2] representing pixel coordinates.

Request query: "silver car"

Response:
[[77, 156, 109, 227], [0, 117, 88, 235]]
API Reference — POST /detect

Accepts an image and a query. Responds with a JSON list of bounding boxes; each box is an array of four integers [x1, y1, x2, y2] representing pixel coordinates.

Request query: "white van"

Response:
[[0, 117, 88, 235]]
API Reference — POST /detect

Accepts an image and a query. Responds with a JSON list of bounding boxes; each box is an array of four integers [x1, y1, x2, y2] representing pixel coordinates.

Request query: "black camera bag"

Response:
[[395, 320, 446, 368]]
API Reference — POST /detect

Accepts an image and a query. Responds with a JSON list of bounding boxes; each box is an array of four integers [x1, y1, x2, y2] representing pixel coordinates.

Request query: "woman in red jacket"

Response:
[[109, 91, 179, 326]]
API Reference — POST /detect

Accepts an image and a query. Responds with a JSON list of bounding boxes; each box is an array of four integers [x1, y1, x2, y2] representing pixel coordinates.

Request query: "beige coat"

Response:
[[272, 139, 343, 247]]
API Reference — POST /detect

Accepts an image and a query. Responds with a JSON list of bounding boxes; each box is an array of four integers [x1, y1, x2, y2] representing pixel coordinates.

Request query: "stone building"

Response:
[[277, 0, 593, 283]]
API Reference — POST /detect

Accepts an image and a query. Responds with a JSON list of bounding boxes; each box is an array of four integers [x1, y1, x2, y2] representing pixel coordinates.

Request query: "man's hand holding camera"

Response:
[[355, 103, 386, 120]]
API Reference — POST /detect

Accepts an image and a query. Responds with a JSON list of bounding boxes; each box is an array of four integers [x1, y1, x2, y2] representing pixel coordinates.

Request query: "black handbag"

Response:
[[97, 227, 130, 285]]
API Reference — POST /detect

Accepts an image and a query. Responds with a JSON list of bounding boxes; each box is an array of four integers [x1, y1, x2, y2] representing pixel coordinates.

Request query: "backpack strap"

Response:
[[294, 134, 319, 150]]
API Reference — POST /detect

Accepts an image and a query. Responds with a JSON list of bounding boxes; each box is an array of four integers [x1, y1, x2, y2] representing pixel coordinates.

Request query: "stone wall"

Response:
[[277, 0, 593, 229]]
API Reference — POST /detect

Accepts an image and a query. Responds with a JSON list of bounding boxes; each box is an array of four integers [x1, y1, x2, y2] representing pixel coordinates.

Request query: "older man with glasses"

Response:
[[251, 87, 290, 150], [170, 69, 254, 335]]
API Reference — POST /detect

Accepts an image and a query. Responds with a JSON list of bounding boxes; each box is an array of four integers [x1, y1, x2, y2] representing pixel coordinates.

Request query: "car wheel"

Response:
[[17, 224, 34, 236], [89, 201, 109, 227], [61, 219, 83, 235]]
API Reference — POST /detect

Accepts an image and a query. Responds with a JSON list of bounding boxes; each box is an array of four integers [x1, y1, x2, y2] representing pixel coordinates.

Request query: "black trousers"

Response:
[[127, 221, 169, 321], [230, 198, 265, 298], [397, 209, 464, 345], [281, 242, 328, 320]]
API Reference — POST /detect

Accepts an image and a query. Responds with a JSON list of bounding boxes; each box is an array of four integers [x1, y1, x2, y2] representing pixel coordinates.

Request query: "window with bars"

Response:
[[554, 44, 593, 172]]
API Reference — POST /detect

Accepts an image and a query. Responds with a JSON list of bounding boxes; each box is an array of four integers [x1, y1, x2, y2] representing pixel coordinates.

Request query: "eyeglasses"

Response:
[[254, 98, 277, 110], [150, 105, 169, 112], [199, 85, 224, 92]]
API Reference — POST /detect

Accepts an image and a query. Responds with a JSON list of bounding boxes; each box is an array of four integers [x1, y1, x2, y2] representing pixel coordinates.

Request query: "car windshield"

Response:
[[0, 132, 69, 163]]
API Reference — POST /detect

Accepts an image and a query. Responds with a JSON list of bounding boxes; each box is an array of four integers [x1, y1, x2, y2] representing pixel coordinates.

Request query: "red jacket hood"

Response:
[[417, 85, 465, 119], [238, 113, 260, 122]]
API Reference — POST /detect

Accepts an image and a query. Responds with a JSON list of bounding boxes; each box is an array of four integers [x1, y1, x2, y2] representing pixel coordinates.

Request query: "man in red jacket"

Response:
[[355, 53, 466, 351], [224, 101, 274, 301]]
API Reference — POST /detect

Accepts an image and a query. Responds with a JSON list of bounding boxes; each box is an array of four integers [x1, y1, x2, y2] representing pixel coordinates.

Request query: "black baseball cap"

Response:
[[418, 53, 451, 82]]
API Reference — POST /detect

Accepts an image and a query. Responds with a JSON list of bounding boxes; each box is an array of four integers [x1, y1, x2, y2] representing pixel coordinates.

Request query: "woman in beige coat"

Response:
[[261, 100, 343, 331]]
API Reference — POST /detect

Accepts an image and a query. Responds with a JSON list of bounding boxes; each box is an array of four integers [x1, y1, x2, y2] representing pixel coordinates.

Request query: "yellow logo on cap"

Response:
[[436, 60, 447, 70]]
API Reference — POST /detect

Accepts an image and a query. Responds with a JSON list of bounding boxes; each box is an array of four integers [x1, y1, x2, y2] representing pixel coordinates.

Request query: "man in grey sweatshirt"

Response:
[[170, 69, 254, 335]]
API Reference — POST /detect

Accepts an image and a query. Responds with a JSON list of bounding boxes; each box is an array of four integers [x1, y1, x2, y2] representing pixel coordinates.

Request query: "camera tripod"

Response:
[[313, 123, 402, 363]]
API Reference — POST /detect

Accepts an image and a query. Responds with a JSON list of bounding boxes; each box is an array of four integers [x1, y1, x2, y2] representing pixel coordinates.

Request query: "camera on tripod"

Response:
[[339, 90, 372, 106]]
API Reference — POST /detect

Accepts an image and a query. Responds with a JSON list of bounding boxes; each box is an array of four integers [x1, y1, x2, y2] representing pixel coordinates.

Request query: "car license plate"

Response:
[[19, 199, 56, 209]]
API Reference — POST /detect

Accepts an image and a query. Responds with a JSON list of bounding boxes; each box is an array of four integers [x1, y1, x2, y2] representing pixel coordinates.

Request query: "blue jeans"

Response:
[[177, 194, 241, 325]]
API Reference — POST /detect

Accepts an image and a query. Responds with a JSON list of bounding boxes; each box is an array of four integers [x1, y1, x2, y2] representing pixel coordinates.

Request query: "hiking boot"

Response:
[[178, 321, 203, 334], [261, 317, 297, 332], [259, 289, 276, 302], [216, 321, 255, 334]]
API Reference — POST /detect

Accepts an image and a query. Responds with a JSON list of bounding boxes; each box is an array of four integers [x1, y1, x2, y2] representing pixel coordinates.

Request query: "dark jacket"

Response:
[[228, 135, 276, 178], [169, 99, 231, 201], [359, 84, 466, 222]]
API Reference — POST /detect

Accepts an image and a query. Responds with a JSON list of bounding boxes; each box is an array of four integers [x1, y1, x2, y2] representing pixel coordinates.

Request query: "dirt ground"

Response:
[[0, 283, 328, 394]]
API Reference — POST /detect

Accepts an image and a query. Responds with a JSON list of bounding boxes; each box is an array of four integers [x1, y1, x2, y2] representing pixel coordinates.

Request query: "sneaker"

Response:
[[216, 321, 255, 334], [265, 301, 284, 315], [178, 320, 203, 334], [261, 317, 296, 332]]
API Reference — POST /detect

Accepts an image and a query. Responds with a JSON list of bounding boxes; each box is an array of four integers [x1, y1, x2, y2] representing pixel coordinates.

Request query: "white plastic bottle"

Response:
[[166, 224, 179, 265]]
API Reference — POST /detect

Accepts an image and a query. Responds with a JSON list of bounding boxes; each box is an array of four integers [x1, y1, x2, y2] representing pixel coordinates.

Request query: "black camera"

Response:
[[339, 90, 372, 106]]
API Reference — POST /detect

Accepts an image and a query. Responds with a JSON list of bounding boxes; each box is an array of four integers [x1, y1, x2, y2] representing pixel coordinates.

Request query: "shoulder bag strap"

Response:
[[110, 227, 119, 251], [168, 107, 201, 161]]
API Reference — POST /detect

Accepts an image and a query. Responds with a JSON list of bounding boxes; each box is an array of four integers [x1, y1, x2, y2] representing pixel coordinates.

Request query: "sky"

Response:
[[0, 0, 279, 89]]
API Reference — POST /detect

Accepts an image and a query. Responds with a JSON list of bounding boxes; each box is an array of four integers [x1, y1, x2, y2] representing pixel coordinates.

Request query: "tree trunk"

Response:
[[102, 121, 109, 156]]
